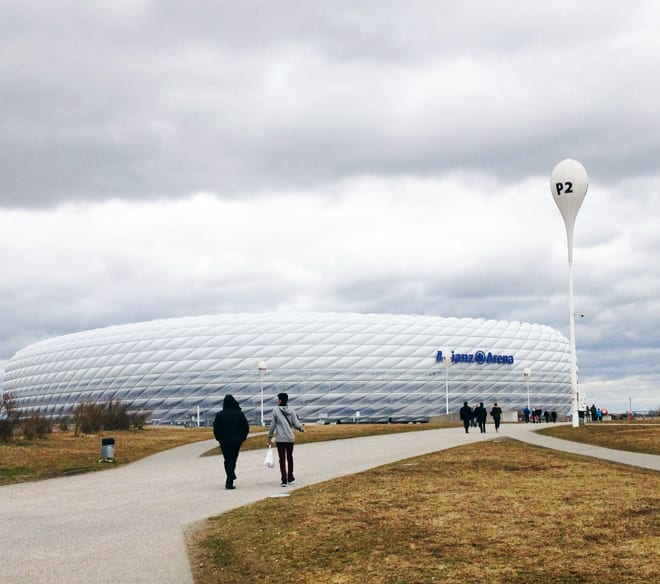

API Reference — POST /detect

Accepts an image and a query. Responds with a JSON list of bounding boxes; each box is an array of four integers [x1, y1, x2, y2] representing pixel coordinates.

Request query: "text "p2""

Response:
[[555, 181, 574, 196]]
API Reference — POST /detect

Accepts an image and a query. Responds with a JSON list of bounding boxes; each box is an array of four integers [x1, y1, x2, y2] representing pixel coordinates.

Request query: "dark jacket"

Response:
[[459, 404, 473, 421], [490, 406, 502, 420], [474, 405, 487, 423], [213, 395, 249, 444]]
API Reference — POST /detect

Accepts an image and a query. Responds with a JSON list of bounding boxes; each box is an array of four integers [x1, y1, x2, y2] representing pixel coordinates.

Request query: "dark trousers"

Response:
[[478, 421, 486, 433], [276, 441, 295, 481], [462, 419, 470, 433], [219, 442, 241, 485], [493, 417, 501, 431]]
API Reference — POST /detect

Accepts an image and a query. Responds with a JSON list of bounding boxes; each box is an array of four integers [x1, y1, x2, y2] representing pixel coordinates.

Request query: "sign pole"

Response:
[[258, 360, 267, 427], [550, 159, 588, 428]]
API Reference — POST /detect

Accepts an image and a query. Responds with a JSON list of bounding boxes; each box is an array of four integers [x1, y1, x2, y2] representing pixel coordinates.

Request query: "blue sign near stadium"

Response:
[[436, 350, 514, 365]]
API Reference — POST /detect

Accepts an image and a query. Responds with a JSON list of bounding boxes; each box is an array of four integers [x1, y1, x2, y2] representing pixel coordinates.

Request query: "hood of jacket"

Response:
[[223, 394, 241, 411]]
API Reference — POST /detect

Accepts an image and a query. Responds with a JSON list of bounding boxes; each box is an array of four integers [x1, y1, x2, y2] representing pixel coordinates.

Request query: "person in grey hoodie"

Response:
[[267, 392, 304, 486]]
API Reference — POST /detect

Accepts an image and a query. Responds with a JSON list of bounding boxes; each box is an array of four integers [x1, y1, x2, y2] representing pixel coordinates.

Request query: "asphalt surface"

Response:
[[1, 423, 657, 583]]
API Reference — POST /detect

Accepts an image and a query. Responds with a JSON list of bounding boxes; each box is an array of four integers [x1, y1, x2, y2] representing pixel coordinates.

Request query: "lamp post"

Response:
[[523, 368, 531, 409], [551, 159, 588, 428], [442, 353, 451, 414], [258, 360, 267, 427]]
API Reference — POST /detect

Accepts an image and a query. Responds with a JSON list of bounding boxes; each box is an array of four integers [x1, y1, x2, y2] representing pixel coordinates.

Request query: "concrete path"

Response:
[[1, 423, 657, 583]]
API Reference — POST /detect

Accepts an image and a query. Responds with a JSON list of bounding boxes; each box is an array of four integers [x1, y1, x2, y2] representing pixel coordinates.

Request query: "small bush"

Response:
[[0, 419, 12, 442], [21, 415, 52, 439], [72, 399, 150, 434], [130, 410, 150, 430], [102, 399, 131, 430], [0, 391, 20, 442], [58, 416, 69, 431], [73, 401, 105, 435]]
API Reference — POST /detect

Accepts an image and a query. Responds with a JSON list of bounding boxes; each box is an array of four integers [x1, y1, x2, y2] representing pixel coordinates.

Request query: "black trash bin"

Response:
[[101, 437, 115, 460]]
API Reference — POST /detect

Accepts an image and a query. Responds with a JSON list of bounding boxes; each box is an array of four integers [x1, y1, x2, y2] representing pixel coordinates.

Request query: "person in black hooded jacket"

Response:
[[459, 401, 473, 434], [474, 402, 488, 433], [213, 395, 250, 489]]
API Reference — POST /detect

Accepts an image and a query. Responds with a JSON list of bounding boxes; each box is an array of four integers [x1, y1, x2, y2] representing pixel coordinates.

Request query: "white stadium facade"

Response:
[[4, 313, 573, 424]]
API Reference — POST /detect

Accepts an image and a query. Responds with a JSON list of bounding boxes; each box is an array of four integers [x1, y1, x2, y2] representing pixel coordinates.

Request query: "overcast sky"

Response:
[[1, 1, 659, 412]]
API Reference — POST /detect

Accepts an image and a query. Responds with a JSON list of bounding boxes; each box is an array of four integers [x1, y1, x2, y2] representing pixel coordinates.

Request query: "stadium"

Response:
[[3, 312, 572, 424]]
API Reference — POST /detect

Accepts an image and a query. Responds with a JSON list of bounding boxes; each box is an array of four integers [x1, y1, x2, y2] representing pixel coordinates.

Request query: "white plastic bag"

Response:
[[263, 445, 274, 468]]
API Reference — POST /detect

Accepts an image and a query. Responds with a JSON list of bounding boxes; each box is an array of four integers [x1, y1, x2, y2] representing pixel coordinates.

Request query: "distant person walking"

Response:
[[551, 411, 557, 423], [470, 406, 478, 428], [490, 402, 503, 432], [474, 402, 488, 433], [523, 406, 531, 423], [267, 392, 304, 487], [213, 394, 250, 490], [459, 401, 473, 434]]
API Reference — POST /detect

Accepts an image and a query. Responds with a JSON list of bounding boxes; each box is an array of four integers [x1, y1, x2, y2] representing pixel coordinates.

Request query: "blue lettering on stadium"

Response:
[[435, 349, 514, 365]]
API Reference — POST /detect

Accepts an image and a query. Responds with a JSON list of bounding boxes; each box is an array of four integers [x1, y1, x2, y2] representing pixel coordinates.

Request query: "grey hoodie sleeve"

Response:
[[267, 407, 278, 441], [289, 407, 304, 431]]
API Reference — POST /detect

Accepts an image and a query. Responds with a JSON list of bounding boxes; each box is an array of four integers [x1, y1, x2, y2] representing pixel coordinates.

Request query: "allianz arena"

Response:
[[3, 313, 572, 424]]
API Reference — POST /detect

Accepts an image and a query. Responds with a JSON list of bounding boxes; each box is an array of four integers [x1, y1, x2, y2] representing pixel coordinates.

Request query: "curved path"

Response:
[[1, 423, 657, 583]]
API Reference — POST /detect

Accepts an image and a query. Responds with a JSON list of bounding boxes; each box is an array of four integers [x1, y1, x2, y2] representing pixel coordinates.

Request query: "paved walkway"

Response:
[[1, 423, 657, 583]]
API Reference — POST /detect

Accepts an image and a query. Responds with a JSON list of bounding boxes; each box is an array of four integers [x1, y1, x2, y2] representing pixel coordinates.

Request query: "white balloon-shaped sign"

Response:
[[550, 159, 588, 263], [550, 158, 588, 428]]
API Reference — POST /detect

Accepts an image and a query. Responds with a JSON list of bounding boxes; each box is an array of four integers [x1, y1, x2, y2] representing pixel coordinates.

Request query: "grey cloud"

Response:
[[2, 1, 660, 207], [145, 1, 640, 61]]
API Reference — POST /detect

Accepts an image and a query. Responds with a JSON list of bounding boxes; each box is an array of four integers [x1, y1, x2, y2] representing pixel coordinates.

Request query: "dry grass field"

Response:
[[0, 426, 212, 485], [188, 438, 659, 584], [537, 422, 660, 455]]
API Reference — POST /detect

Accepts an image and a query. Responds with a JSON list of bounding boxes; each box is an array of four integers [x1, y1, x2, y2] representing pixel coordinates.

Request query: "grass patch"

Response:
[[188, 440, 659, 584], [0, 426, 214, 485], [537, 423, 660, 455]]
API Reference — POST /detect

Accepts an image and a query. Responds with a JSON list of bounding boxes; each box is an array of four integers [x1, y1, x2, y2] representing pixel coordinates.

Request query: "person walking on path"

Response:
[[459, 401, 473, 434], [534, 407, 543, 423], [470, 405, 479, 428], [267, 392, 304, 487], [490, 402, 502, 432], [474, 402, 488, 433], [213, 394, 250, 490]]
